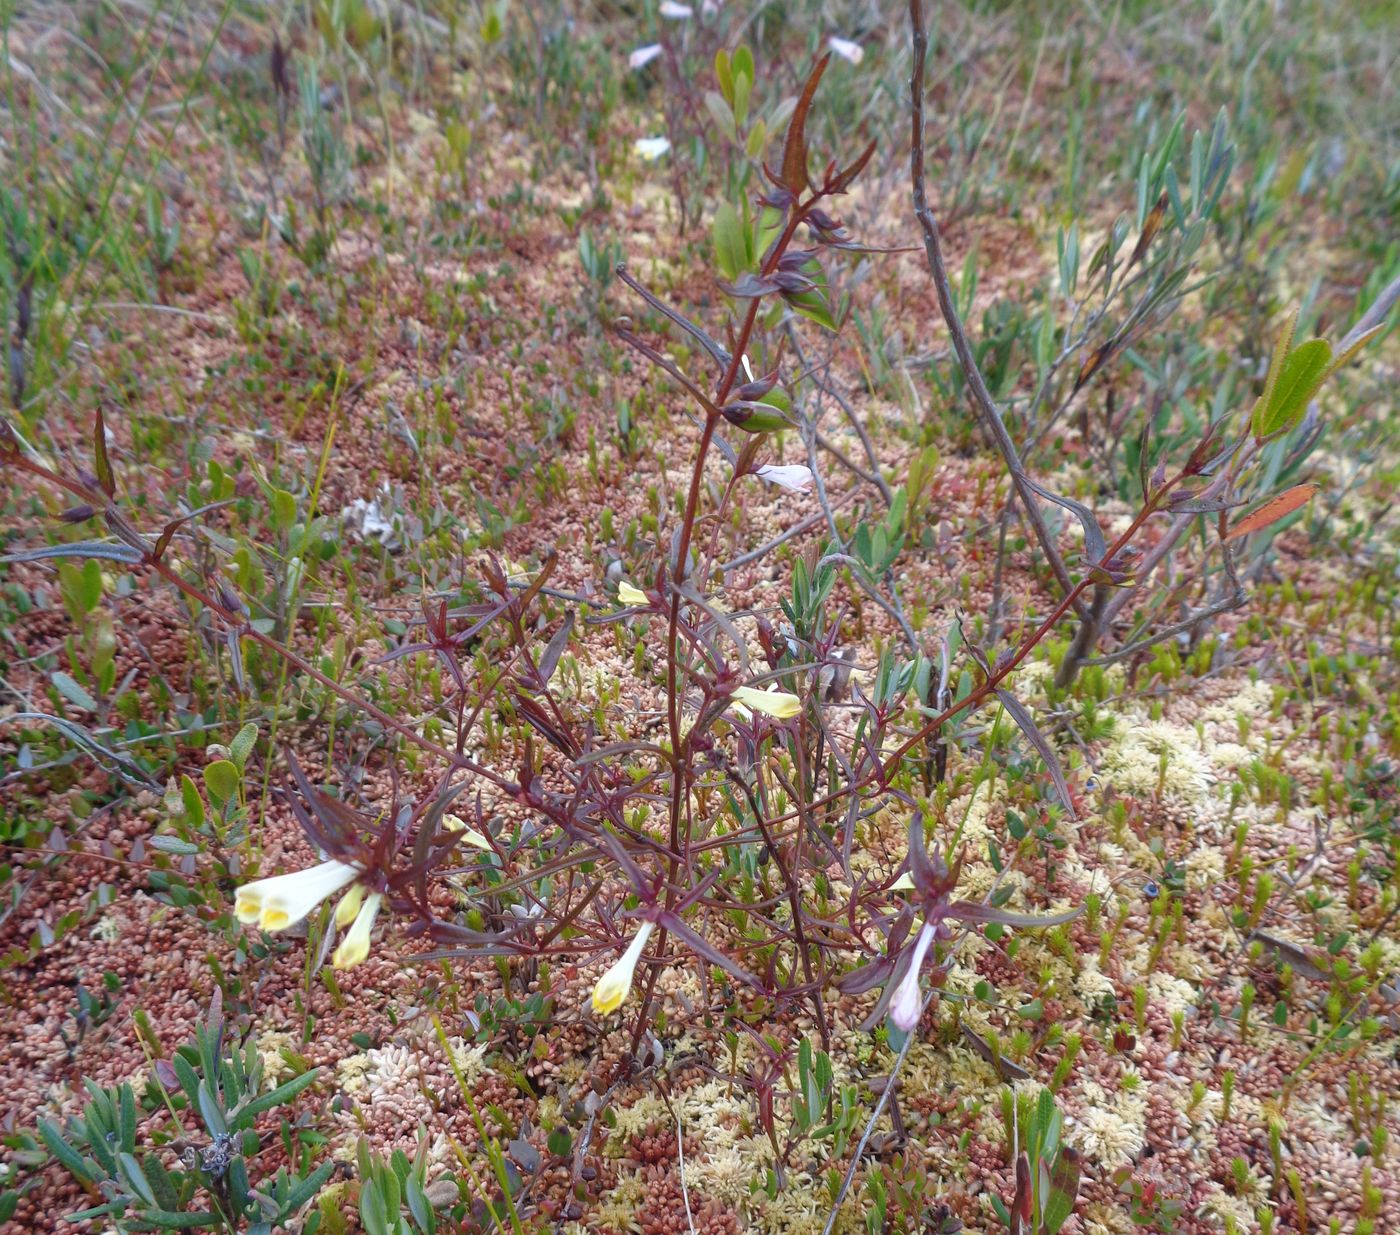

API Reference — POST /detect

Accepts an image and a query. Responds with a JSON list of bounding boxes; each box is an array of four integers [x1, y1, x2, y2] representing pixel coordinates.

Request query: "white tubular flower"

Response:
[[333, 892, 385, 969], [659, 1, 692, 17], [617, 579, 649, 606], [732, 684, 802, 720], [234, 859, 361, 932], [828, 36, 863, 64], [591, 920, 656, 1015], [633, 137, 672, 160], [629, 43, 663, 69], [755, 464, 814, 492], [890, 920, 937, 1031]]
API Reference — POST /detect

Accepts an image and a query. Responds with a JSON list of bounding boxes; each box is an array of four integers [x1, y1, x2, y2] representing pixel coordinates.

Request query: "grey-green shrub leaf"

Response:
[[51, 672, 97, 712], [229, 722, 259, 772]]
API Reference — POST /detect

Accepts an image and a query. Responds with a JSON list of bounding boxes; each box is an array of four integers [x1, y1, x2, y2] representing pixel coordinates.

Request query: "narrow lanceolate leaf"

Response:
[[535, 610, 575, 688], [1224, 482, 1318, 541], [1127, 191, 1168, 269], [2, 541, 145, 565], [995, 689, 1076, 819], [659, 912, 763, 991], [93, 407, 116, 498], [1320, 322, 1384, 385], [779, 53, 830, 194], [1011, 1152, 1033, 1235], [829, 137, 877, 194], [1023, 478, 1106, 566], [1072, 339, 1116, 393], [949, 900, 1083, 928], [1258, 306, 1300, 418]]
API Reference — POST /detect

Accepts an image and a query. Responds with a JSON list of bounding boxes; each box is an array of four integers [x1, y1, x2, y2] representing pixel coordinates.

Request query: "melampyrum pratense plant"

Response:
[[0, 35, 1381, 1179]]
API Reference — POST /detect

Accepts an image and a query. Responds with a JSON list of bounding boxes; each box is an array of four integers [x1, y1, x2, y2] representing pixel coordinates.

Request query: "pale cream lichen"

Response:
[[254, 1029, 299, 1088]]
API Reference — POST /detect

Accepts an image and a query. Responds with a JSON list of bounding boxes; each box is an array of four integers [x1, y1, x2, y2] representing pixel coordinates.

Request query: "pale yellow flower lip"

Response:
[[731, 684, 802, 720], [333, 891, 385, 969], [591, 921, 655, 1015], [617, 580, 649, 606]]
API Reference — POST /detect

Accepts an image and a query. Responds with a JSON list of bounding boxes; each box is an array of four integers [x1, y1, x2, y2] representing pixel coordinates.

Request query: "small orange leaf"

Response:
[[1225, 483, 1319, 541]]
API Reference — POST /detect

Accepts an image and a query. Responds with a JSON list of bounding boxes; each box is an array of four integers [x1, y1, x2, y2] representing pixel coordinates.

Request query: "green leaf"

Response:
[[733, 72, 751, 129], [125, 1209, 222, 1228], [405, 1173, 435, 1234], [239, 1066, 320, 1122], [39, 1120, 94, 1187], [360, 1176, 389, 1235], [1258, 307, 1299, 416], [712, 203, 748, 282], [270, 488, 297, 534], [753, 204, 785, 267], [714, 50, 733, 106], [280, 1160, 336, 1217], [203, 760, 240, 810], [142, 1152, 183, 1212], [1253, 337, 1331, 437], [119, 1151, 157, 1205], [179, 775, 206, 829], [119, 1083, 138, 1152], [788, 290, 838, 331], [732, 45, 753, 85], [745, 119, 767, 159], [59, 559, 103, 622]]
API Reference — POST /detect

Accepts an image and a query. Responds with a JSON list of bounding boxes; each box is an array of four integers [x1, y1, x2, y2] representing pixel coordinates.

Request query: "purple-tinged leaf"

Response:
[[828, 137, 876, 193], [962, 1025, 1031, 1080], [659, 913, 763, 991], [995, 689, 1076, 820], [535, 611, 575, 687], [93, 408, 116, 498], [836, 956, 895, 995], [718, 272, 781, 299], [778, 53, 830, 194], [1023, 477, 1106, 567]]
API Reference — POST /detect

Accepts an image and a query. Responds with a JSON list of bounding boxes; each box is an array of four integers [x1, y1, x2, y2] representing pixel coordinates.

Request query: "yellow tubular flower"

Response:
[[732, 684, 802, 720], [617, 580, 648, 606], [591, 921, 656, 1015], [234, 859, 360, 931], [443, 814, 494, 850], [333, 892, 385, 969], [333, 883, 367, 928]]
